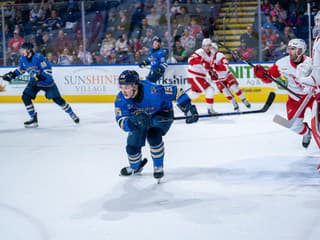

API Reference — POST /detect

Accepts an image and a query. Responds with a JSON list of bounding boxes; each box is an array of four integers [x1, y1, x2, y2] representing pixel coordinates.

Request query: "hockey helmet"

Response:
[[313, 11, 320, 38], [287, 38, 306, 61], [21, 42, 34, 51], [202, 38, 212, 46], [118, 70, 139, 85], [211, 42, 218, 51], [131, 70, 140, 80]]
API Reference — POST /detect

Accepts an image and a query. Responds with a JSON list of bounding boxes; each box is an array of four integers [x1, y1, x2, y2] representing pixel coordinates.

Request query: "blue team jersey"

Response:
[[147, 48, 168, 71], [14, 52, 54, 87], [115, 80, 177, 132]]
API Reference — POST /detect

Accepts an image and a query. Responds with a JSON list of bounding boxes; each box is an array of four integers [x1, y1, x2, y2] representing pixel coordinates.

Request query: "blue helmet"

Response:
[[118, 70, 139, 85], [21, 42, 34, 51]]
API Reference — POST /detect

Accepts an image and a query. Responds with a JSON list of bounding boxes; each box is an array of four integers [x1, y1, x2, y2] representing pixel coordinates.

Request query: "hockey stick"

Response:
[[212, 39, 301, 99], [272, 91, 313, 128], [164, 91, 275, 122], [311, 98, 320, 148], [0, 75, 29, 84]]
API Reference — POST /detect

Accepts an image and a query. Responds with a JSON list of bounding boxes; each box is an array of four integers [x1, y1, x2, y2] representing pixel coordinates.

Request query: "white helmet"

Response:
[[202, 38, 212, 46], [287, 38, 307, 61], [313, 11, 320, 38], [211, 42, 218, 50]]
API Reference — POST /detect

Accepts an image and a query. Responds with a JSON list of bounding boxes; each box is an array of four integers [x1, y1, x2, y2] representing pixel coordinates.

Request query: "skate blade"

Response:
[[24, 123, 39, 128], [118, 172, 143, 177], [154, 175, 164, 184], [73, 118, 80, 124]]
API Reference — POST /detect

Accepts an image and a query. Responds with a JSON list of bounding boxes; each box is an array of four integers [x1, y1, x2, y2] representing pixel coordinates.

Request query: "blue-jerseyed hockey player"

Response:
[[139, 36, 168, 83], [114, 70, 199, 181], [2, 42, 79, 128]]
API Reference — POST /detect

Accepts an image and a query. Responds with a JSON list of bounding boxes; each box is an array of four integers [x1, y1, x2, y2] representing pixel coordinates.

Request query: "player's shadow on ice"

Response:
[[75, 156, 319, 221], [99, 176, 203, 220], [165, 155, 320, 187], [0, 128, 28, 133], [173, 116, 236, 125]]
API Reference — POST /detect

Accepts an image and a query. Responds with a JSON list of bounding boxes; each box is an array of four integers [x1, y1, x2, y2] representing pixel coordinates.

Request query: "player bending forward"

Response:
[[2, 42, 79, 128], [114, 70, 198, 181], [305, 11, 320, 148], [209, 42, 251, 111], [254, 38, 314, 148]]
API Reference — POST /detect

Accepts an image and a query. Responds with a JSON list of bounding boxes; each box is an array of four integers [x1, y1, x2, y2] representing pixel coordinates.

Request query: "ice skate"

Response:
[[24, 112, 38, 128], [120, 158, 148, 176], [233, 102, 240, 112], [242, 98, 251, 108], [207, 108, 218, 116], [153, 166, 164, 184], [70, 112, 80, 123], [302, 127, 312, 148]]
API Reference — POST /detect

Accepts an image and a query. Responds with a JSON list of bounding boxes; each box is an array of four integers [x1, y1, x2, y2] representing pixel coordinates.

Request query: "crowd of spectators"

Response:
[[1, 0, 320, 65], [236, 0, 320, 62], [0, 0, 219, 66]]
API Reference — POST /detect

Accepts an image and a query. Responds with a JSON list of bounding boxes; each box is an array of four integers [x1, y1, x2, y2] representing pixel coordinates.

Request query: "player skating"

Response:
[[138, 36, 168, 83], [209, 42, 251, 112], [186, 38, 218, 115], [114, 70, 198, 183], [2, 42, 79, 128], [306, 11, 320, 149], [254, 38, 314, 148]]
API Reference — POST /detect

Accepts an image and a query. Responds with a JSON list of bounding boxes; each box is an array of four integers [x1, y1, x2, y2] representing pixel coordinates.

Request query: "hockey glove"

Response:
[[177, 93, 199, 124], [254, 65, 272, 83], [138, 61, 148, 68], [184, 105, 199, 124], [128, 112, 151, 130], [155, 67, 165, 74], [29, 69, 46, 81], [2, 71, 17, 82], [208, 69, 218, 80], [231, 50, 241, 61]]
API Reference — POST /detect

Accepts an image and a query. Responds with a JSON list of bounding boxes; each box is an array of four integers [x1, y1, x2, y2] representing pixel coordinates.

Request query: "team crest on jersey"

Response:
[[151, 86, 158, 94], [115, 107, 122, 116], [127, 104, 134, 110], [40, 61, 47, 68], [164, 86, 173, 95]]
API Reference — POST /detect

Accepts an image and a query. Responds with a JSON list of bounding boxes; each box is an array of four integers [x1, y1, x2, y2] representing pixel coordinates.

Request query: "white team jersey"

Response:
[[187, 48, 215, 78], [211, 52, 229, 80], [312, 36, 320, 84], [275, 55, 313, 98]]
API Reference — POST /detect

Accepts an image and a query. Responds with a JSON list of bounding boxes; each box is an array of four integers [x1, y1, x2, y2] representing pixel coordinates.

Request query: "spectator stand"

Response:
[[0, 1, 318, 66]]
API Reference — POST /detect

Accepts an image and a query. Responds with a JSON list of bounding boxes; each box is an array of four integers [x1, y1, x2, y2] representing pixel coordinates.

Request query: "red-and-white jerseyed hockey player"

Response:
[[209, 42, 251, 111], [186, 38, 217, 115], [309, 11, 320, 149], [254, 38, 315, 148]]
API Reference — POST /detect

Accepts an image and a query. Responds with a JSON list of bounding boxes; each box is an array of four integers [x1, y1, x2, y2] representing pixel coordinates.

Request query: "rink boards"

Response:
[[0, 63, 288, 103]]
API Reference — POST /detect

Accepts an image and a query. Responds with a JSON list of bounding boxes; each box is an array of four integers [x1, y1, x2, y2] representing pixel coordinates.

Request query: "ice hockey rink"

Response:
[[1, 100, 320, 240]]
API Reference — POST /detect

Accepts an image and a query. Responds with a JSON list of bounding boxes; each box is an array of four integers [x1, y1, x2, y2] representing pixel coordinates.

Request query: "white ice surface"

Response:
[[0, 101, 320, 240]]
